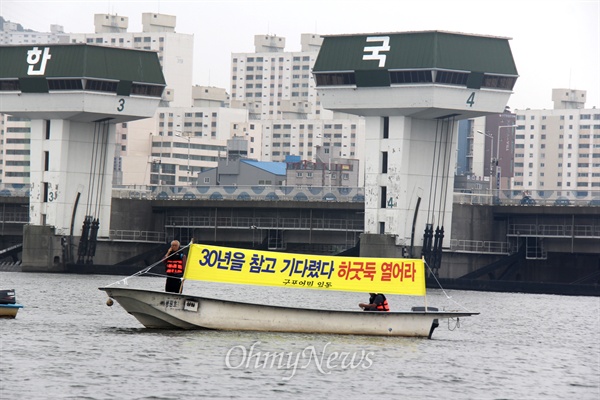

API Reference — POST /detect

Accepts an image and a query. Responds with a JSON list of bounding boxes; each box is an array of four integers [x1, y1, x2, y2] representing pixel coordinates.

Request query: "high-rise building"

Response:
[[230, 34, 365, 183], [145, 104, 247, 186], [69, 12, 193, 107], [513, 88, 600, 194], [0, 16, 69, 45], [1, 115, 31, 184]]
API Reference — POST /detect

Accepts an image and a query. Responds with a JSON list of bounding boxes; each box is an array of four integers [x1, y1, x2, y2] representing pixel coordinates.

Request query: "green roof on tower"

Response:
[[0, 44, 165, 95], [313, 31, 518, 90]]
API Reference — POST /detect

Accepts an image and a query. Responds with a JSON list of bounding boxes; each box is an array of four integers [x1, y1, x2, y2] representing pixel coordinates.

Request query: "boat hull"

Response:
[[0, 303, 23, 319], [100, 287, 477, 339]]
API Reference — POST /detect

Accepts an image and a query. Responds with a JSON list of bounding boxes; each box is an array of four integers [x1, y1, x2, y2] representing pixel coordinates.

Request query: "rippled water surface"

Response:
[[1, 272, 599, 399]]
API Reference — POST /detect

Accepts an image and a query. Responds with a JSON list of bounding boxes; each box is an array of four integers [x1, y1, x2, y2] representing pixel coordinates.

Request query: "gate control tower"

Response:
[[0, 44, 165, 270], [313, 31, 518, 269]]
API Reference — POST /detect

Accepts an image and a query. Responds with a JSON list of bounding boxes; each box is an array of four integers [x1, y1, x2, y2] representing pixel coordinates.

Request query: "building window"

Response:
[[380, 186, 387, 208], [45, 120, 51, 139], [383, 117, 389, 139], [314, 72, 356, 86], [382, 151, 388, 173]]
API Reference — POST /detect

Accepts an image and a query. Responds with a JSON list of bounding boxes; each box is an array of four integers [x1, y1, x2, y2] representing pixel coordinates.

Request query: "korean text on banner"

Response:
[[183, 244, 426, 296]]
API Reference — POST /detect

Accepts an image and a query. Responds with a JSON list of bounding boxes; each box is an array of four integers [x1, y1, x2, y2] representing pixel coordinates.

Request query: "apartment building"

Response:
[[0, 17, 69, 45], [230, 34, 365, 182], [513, 89, 600, 194], [111, 87, 250, 186], [151, 105, 247, 186], [2, 115, 31, 184], [69, 13, 193, 107]]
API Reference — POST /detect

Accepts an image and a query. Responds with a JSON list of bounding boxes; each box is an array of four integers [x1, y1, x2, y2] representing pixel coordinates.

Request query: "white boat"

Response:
[[100, 286, 476, 338], [0, 289, 23, 319], [100, 244, 478, 339]]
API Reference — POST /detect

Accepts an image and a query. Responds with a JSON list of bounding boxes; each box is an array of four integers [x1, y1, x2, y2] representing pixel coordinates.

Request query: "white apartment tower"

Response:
[[230, 34, 365, 180], [0, 17, 69, 45], [145, 104, 247, 186], [69, 13, 193, 107], [513, 89, 600, 194]]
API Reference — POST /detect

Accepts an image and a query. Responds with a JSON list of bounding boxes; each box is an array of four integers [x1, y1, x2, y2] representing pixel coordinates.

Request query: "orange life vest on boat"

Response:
[[377, 298, 390, 312], [165, 254, 185, 275], [371, 294, 390, 312]]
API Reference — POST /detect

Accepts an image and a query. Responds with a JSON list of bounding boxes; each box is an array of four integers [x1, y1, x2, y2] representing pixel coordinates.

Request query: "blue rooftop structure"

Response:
[[242, 160, 287, 176]]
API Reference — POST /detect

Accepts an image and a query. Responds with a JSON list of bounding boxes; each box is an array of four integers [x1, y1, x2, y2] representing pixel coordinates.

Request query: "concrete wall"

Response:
[[451, 204, 505, 242], [22, 225, 62, 272], [110, 198, 161, 232], [359, 233, 404, 258]]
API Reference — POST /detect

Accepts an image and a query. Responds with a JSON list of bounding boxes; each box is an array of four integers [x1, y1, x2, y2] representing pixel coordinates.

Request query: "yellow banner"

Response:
[[183, 244, 426, 296]]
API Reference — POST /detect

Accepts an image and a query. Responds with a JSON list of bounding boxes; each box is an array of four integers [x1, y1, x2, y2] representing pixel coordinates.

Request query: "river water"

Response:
[[1, 271, 598, 400]]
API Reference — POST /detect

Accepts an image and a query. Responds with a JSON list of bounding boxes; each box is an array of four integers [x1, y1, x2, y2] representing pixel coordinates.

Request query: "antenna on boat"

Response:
[[410, 197, 421, 257]]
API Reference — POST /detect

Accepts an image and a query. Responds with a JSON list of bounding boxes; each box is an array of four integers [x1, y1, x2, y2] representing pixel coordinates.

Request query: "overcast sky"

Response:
[[2, 0, 599, 111]]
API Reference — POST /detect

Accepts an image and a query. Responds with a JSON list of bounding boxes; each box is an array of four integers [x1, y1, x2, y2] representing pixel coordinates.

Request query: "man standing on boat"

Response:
[[164, 240, 186, 293], [359, 293, 390, 311]]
